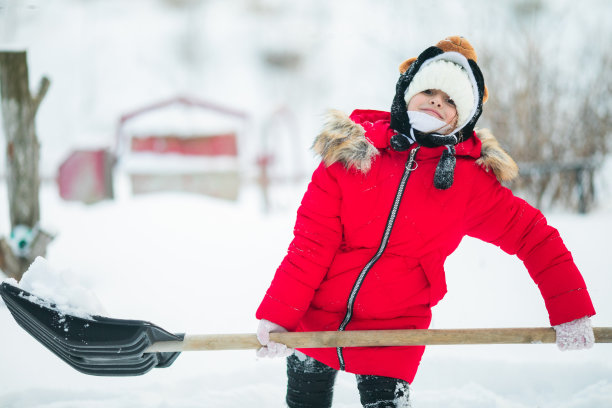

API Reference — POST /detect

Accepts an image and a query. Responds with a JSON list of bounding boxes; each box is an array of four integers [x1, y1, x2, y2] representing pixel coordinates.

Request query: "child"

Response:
[[255, 36, 596, 408]]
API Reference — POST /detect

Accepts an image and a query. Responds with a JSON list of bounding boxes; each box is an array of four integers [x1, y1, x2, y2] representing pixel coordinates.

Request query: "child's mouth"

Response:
[[421, 108, 443, 120]]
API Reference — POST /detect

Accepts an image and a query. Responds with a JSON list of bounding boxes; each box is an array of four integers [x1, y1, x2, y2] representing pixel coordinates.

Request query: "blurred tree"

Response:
[[0, 50, 53, 280], [479, 32, 611, 213]]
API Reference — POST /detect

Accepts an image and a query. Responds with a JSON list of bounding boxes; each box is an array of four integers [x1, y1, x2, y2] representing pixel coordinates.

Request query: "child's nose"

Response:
[[429, 96, 443, 107]]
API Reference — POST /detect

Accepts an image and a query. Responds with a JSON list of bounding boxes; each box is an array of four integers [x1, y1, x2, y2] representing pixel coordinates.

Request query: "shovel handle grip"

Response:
[[144, 327, 612, 353]]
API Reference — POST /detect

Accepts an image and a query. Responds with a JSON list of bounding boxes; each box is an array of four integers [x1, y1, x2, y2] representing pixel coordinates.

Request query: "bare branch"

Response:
[[32, 76, 51, 115]]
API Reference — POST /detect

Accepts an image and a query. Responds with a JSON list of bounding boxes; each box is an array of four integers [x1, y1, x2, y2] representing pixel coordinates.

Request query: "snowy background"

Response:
[[1, 0, 612, 407]]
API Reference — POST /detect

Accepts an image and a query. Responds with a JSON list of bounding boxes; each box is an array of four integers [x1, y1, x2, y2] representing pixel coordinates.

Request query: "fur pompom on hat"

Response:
[[390, 36, 489, 190]]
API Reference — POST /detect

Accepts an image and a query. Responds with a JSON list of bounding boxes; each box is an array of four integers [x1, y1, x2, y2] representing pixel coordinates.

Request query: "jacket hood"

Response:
[[313, 109, 518, 182]]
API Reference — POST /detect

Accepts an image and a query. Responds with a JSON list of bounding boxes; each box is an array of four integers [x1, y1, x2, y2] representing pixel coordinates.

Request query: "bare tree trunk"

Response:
[[0, 50, 52, 280]]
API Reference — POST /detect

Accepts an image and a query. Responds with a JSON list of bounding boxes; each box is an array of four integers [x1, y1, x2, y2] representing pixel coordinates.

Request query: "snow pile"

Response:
[[4, 256, 106, 319]]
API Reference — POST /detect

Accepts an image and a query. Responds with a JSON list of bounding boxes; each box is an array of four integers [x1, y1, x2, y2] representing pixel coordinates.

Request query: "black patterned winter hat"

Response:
[[389, 36, 488, 189]]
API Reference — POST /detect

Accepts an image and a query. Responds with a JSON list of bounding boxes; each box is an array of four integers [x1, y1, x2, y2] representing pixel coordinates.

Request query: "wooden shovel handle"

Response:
[[145, 327, 612, 353]]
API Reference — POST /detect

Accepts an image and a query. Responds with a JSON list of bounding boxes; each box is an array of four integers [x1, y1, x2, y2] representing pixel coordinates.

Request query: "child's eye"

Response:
[[423, 89, 433, 95], [447, 98, 455, 106]]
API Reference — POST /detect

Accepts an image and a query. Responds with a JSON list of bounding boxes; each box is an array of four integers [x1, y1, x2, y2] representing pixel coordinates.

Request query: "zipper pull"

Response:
[[406, 146, 420, 172]]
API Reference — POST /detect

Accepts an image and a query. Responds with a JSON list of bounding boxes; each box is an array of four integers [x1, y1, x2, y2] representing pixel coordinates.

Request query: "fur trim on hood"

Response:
[[312, 109, 380, 173], [474, 128, 518, 182], [312, 110, 518, 182]]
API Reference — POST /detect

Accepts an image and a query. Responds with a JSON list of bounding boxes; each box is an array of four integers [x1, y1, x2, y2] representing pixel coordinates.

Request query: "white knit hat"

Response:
[[403, 59, 475, 130]]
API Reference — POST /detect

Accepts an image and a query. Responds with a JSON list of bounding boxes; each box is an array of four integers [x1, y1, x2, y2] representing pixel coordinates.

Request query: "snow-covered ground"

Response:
[[1, 0, 611, 406], [0, 176, 611, 408]]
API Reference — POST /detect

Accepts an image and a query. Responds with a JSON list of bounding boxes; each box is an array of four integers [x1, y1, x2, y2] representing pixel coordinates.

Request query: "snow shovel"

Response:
[[2, 282, 611, 377]]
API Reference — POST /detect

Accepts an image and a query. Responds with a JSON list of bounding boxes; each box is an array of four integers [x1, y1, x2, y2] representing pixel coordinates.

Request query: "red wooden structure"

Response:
[[116, 96, 248, 200], [130, 133, 238, 156], [57, 149, 114, 204]]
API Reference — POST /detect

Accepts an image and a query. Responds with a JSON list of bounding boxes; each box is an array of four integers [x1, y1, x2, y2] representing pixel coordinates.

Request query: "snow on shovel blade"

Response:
[[0, 282, 183, 376]]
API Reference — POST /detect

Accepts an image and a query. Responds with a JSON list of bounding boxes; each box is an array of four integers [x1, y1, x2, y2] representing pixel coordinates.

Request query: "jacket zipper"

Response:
[[336, 146, 420, 370]]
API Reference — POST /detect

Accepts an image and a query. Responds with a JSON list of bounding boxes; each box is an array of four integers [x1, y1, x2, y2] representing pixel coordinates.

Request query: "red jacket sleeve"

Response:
[[462, 168, 595, 326], [256, 162, 343, 330]]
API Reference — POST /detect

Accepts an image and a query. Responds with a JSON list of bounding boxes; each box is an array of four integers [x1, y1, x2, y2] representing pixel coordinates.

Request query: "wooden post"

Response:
[[0, 50, 52, 280]]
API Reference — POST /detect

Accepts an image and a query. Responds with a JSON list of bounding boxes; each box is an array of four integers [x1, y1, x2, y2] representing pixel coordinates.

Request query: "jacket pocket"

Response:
[[419, 251, 448, 307]]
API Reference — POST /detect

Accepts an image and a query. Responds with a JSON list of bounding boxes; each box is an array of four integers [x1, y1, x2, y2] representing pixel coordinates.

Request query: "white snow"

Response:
[[0, 179, 611, 408], [121, 103, 245, 138], [3, 256, 106, 319], [1, 0, 611, 407]]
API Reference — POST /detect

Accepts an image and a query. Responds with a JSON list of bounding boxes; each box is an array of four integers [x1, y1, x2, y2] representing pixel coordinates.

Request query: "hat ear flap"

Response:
[[399, 57, 417, 74], [468, 59, 486, 105], [391, 47, 444, 136]]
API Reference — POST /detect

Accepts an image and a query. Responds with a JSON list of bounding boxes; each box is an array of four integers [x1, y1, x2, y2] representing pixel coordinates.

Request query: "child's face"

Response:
[[407, 89, 458, 128]]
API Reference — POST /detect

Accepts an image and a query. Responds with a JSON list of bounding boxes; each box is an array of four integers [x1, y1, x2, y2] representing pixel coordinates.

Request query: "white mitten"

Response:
[[256, 319, 294, 358], [554, 316, 595, 351]]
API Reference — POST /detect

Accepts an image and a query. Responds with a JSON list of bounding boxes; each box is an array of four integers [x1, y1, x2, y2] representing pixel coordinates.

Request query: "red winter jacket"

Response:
[[256, 109, 595, 383]]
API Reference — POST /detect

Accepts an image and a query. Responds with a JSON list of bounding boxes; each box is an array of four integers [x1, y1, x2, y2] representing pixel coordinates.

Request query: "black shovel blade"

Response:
[[0, 281, 183, 376]]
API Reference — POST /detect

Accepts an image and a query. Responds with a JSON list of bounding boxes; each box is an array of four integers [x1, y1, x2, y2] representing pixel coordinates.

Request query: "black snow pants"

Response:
[[286, 353, 411, 408]]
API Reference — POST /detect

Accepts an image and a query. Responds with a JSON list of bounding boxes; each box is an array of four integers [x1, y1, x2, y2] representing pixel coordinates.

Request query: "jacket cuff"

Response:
[[545, 289, 596, 326], [255, 294, 304, 331]]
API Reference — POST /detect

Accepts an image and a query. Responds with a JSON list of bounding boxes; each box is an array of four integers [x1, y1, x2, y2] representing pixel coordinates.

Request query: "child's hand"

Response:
[[256, 319, 294, 358], [554, 316, 595, 351]]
